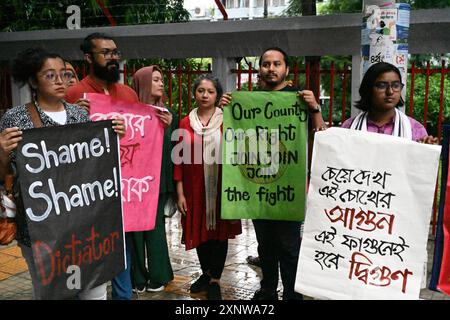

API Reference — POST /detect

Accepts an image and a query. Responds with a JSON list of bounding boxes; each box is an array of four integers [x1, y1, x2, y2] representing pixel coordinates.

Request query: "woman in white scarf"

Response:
[[342, 62, 437, 144], [174, 75, 242, 300]]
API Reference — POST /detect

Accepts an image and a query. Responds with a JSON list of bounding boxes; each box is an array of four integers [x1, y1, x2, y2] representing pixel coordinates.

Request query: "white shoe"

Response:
[[132, 285, 146, 294], [146, 282, 165, 292]]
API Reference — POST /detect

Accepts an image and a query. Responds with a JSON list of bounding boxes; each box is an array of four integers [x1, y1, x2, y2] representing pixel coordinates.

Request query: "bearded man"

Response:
[[65, 32, 138, 109], [65, 33, 138, 300]]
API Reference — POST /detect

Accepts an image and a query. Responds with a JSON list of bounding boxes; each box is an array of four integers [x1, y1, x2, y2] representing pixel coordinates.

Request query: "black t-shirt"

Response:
[[257, 84, 312, 127], [278, 85, 300, 92], [256, 84, 300, 92]]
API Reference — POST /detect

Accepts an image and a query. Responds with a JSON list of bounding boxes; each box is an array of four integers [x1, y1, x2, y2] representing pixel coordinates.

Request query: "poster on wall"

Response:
[[361, 2, 411, 100]]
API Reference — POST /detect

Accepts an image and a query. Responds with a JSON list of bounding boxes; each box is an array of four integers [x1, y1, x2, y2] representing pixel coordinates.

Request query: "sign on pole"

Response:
[[361, 1, 410, 101]]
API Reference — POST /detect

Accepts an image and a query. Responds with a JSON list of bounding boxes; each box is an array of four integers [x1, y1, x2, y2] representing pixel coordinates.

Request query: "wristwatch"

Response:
[[309, 105, 322, 113]]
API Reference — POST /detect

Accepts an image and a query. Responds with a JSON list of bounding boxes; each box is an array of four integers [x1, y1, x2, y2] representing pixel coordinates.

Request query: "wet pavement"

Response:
[[0, 213, 449, 300]]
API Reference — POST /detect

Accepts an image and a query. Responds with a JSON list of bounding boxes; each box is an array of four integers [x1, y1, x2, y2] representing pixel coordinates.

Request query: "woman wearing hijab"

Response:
[[130, 65, 175, 293], [64, 61, 80, 87]]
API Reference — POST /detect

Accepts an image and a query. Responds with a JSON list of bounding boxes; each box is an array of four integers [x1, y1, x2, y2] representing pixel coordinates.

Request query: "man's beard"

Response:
[[261, 73, 284, 87], [92, 59, 120, 83]]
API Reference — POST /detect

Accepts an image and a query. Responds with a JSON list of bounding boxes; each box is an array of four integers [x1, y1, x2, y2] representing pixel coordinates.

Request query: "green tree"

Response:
[[318, 0, 450, 14], [410, 0, 450, 8], [283, 1, 321, 99], [0, 0, 192, 114], [126, 57, 211, 116], [318, 0, 361, 15], [284, 1, 352, 124], [111, 0, 189, 26], [0, 1, 103, 31], [285, 0, 450, 127], [0, 0, 189, 31], [407, 69, 450, 137], [284, 0, 302, 16]]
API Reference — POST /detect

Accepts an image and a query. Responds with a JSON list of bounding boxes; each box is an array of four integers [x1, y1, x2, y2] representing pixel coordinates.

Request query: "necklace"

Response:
[[198, 108, 216, 127]]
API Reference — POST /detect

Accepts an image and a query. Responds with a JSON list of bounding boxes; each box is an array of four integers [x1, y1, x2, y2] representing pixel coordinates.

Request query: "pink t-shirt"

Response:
[[341, 114, 428, 141]]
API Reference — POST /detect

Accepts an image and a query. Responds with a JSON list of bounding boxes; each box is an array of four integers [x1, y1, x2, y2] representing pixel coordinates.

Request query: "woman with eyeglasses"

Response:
[[174, 75, 242, 300], [0, 47, 126, 300], [342, 62, 438, 144]]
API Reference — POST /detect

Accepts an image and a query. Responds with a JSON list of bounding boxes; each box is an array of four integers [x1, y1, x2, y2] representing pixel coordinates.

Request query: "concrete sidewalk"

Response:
[[0, 215, 448, 300]]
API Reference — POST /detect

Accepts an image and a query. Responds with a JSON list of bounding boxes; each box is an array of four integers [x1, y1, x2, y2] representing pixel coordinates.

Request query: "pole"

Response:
[[361, 0, 410, 104], [263, 0, 268, 18]]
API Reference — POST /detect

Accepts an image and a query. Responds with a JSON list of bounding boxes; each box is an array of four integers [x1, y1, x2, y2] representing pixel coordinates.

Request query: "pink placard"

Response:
[[88, 93, 164, 232]]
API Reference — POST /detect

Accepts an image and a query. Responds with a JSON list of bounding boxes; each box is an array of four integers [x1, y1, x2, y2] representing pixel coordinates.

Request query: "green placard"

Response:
[[221, 91, 308, 221]]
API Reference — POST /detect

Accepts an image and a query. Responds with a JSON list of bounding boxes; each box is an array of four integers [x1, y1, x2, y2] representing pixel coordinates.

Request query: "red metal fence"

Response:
[[232, 61, 352, 127], [130, 60, 448, 236], [1, 60, 449, 234], [408, 61, 450, 142], [4, 60, 446, 133], [232, 61, 450, 136], [233, 61, 449, 236]]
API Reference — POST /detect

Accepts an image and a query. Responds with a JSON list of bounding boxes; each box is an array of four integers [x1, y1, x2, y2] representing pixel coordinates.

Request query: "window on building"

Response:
[[255, 0, 287, 7], [270, 0, 286, 6], [226, 0, 250, 8], [226, 0, 236, 8]]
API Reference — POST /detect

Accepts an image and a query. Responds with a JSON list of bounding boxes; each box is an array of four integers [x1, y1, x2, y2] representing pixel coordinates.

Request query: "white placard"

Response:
[[295, 128, 441, 300]]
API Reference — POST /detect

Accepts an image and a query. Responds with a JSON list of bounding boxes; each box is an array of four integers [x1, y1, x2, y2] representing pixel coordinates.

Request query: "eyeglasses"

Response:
[[64, 71, 75, 79], [374, 81, 404, 92], [40, 70, 74, 83], [91, 50, 122, 59]]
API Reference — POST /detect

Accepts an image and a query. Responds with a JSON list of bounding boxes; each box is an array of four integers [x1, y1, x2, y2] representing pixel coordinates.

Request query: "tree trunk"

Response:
[[302, 0, 320, 101]]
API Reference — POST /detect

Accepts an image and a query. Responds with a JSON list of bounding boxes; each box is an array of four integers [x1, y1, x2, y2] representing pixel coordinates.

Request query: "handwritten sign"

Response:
[[221, 91, 307, 221], [295, 128, 441, 299], [16, 121, 125, 300], [88, 93, 164, 232]]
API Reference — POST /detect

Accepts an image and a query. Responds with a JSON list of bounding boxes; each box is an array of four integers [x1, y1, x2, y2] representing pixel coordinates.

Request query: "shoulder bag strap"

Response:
[[1, 103, 42, 178], [26, 102, 43, 128]]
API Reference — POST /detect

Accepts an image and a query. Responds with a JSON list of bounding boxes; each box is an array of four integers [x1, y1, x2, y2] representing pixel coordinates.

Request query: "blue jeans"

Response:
[[112, 233, 133, 300]]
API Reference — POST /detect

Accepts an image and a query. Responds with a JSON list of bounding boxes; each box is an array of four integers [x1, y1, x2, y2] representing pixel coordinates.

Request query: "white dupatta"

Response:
[[350, 108, 413, 140], [189, 107, 223, 230]]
